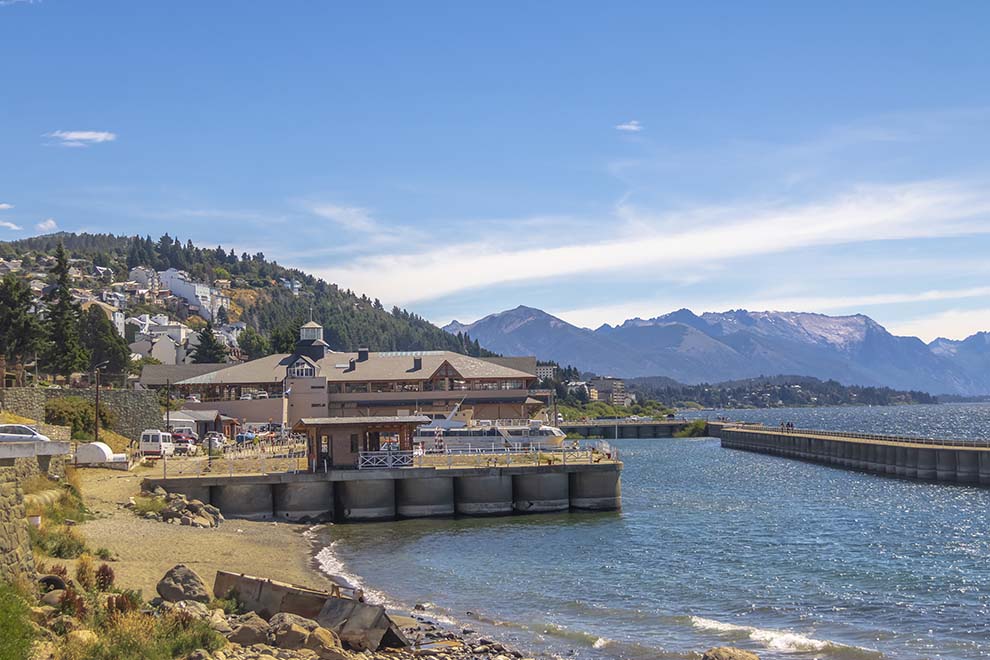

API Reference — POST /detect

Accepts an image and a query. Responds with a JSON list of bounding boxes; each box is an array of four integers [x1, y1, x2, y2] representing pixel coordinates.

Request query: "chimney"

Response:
[[412, 356, 422, 371], [348, 357, 357, 372], [357, 348, 369, 362]]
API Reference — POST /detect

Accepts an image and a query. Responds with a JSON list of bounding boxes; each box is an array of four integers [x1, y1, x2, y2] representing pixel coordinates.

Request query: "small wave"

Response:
[[593, 637, 611, 649], [314, 541, 395, 608], [689, 616, 879, 656]]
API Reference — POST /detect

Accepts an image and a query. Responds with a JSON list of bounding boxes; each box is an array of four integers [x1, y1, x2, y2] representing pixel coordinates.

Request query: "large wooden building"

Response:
[[143, 322, 548, 425]]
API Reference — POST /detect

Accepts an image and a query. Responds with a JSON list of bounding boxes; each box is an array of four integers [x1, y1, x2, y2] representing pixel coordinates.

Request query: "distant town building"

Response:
[[536, 364, 557, 381], [589, 376, 628, 407], [128, 266, 160, 291], [81, 300, 126, 337], [158, 268, 230, 321]]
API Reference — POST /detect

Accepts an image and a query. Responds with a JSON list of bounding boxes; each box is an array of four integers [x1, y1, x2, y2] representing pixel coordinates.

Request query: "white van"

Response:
[[139, 430, 175, 457]]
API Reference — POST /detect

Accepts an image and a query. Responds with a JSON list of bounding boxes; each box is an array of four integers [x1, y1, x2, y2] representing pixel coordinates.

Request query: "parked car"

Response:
[[254, 391, 269, 399], [172, 432, 199, 456], [0, 425, 51, 443], [238, 393, 252, 400], [185, 394, 201, 403], [204, 431, 226, 452], [139, 430, 175, 457]]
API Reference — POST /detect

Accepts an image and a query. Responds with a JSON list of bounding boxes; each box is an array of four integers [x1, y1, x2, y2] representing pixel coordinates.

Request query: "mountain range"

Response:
[[445, 306, 990, 395]]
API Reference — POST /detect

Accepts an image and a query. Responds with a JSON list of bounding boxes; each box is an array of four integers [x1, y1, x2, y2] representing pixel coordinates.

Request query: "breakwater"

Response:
[[719, 425, 990, 485], [143, 462, 622, 522]]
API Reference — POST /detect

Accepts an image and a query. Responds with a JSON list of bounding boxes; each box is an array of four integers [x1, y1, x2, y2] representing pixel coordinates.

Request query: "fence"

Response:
[[358, 442, 618, 470], [730, 423, 990, 448], [148, 439, 308, 479]]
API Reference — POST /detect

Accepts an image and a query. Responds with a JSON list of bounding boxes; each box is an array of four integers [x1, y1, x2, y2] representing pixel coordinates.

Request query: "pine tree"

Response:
[[238, 326, 270, 360], [0, 274, 43, 363], [81, 306, 131, 376], [190, 321, 228, 363], [42, 243, 90, 376], [215, 306, 229, 326]]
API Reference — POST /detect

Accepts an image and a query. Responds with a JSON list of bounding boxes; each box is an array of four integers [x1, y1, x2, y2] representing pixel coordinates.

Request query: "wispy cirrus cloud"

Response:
[[615, 120, 642, 132], [312, 179, 990, 307], [0, 0, 41, 5], [45, 130, 117, 148], [0, 221, 22, 230], [308, 203, 379, 231], [891, 308, 990, 343], [36, 218, 57, 232]]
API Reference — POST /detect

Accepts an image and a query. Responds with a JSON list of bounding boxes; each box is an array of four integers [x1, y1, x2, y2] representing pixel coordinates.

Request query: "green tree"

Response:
[[81, 306, 131, 376], [0, 274, 43, 364], [238, 326, 270, 360], [190, 321, 228, 363], [215, 306, 229, 326], [42, 243, 89, 376]]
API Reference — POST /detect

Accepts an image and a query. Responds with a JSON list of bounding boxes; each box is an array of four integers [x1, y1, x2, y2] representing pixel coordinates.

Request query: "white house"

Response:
[[128, 266, 160, 290], [158, 268, 230, 321]]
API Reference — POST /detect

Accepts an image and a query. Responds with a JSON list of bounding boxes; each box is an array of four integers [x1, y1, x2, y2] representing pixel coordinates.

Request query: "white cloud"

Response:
[[36, 218, 57, 232], [0, 203, 12, 210], [0, 221, 22, 230], [0, 0, 41, 5], [890, 308, 990, 342], [308, 203, 378, 231], [615, 120, 642, 132], [45, 130, 117, 148], [313, 179, 990, 306]]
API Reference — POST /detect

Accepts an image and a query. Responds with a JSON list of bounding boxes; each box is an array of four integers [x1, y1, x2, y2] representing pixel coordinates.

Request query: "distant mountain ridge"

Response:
[[444, 306, 989, 395]]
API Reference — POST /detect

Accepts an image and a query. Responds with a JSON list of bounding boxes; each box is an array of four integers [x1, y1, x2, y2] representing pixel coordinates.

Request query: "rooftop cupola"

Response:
[[295, 320, 329, 361]]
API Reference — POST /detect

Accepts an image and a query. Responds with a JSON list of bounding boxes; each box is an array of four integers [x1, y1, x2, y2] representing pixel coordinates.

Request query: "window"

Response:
[[350, 434, 359, 453], [288, 360, 316, 378]]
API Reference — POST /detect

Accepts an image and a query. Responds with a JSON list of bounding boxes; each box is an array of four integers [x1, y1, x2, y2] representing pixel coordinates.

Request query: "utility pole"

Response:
[[166, 378, 171, 432], [93, 361, 109, 446]]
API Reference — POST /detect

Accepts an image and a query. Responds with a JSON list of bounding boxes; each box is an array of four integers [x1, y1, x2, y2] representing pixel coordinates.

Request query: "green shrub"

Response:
[[673, 419, 709, 438], [95, 547, 113, 561], [44, 396, 117, 440], [0, 582, 35, 660], [30, 524, 87, 558], [74, 611, 225, 660], [132, 496, 166, 516]]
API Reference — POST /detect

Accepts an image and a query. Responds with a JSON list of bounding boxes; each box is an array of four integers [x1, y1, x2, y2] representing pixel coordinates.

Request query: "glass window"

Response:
[[350, 434, 359, 453]]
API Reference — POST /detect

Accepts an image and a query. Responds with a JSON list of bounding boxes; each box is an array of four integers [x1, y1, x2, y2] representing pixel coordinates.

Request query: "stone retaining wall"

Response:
[[0, 387, 162, 442], [0, 465, 33, 583]]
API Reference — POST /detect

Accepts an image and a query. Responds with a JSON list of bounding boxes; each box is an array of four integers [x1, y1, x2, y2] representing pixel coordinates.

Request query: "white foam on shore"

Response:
[[689, 616, 868, 654], [592, 637, 611, 649]]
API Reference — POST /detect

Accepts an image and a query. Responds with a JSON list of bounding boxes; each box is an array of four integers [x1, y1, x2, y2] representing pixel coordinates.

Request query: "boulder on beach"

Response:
[[227, 611, 271, 645], [269, 611, 320, 632], [156, 564, 210, 603], [702, 647, 761, 660]]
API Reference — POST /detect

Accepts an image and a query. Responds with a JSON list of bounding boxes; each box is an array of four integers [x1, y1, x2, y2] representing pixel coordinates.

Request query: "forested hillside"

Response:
[[0, 232, 488, 356]]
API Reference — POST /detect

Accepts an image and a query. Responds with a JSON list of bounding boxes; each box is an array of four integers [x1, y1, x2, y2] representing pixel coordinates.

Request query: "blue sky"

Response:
[[2, 2, 990, 341]]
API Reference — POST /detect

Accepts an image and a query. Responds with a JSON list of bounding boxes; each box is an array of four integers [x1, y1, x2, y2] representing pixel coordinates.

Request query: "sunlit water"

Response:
[[314, 404, 990, 659]]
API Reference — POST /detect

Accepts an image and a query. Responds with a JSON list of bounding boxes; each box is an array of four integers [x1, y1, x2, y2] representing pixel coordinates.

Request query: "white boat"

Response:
[[413, 403, 565, 450]]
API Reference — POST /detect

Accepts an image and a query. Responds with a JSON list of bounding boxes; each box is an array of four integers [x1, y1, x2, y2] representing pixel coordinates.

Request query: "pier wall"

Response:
[[721, 428, 990, 486], [143, 463, 622, 523]]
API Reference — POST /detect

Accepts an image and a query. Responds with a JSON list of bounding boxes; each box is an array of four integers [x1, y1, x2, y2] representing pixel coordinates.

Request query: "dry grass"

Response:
[[94, 430, 132, 453], [0, 411, 36, 424]]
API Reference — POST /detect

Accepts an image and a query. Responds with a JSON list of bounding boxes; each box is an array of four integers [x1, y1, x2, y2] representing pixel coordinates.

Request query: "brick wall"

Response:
[[0, 465, 33, 583]]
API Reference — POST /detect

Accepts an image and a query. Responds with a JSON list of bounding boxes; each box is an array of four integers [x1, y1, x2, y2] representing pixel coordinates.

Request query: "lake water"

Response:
[[314, 403, 990, 659]]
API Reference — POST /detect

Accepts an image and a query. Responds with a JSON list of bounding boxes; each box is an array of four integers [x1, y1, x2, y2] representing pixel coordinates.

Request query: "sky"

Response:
[[2, 2, 990, 342]]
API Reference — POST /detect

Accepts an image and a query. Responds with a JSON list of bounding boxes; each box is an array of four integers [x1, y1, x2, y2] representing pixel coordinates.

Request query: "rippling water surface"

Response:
[[315, 404, 990, 659]]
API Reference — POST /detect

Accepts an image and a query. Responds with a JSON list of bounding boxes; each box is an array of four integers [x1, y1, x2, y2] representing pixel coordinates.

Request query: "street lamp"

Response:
[[93, 360, 110, 445]]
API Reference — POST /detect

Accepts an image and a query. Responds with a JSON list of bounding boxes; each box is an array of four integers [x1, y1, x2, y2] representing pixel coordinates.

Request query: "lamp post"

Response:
[[93, 360, 109, 445]]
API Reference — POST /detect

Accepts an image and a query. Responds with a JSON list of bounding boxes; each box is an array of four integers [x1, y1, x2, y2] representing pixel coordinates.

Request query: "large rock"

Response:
[[209, 608, 233, 634], [156, 564, 210, 603], [227, 611, 271, 646], [269, 612, 320, 632], [305, 627, 347, 660], [702, 647, 761, 660], [273, 623, 310, 649]]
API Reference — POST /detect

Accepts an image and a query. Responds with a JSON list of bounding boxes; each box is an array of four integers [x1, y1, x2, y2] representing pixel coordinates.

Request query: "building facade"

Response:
[[153, 322, 547, 425]]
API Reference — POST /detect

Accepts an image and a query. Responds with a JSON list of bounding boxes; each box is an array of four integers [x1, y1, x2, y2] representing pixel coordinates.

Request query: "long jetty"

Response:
[[717, 424, 990, 485], [560, 419, 695, 438]]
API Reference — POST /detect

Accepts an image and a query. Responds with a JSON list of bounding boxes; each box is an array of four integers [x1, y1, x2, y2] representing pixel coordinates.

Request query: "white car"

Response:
[[0, 425, 51, 443]]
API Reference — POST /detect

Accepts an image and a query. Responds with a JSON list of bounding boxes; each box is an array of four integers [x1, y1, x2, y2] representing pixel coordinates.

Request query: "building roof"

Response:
[[173, 350, 535, 386], [168, 409, 223, 422], [300, 321, 323, 329], [295, 415, 431, 427], [139, 363, 230, 387]]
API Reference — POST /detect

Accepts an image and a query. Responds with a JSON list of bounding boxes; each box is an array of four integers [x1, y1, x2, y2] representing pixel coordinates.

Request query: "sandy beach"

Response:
[[74, 465, 334, 598]]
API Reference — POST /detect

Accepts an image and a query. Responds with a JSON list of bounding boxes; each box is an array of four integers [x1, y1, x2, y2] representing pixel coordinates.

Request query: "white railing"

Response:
[[358, 450, 414, 469], [727, 423, 990, 448], [357, 442, 619, 470]]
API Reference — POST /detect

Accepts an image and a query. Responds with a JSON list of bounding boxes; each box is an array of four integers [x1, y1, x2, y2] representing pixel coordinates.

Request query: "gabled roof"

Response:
[[170, 349, 534, 386], [140, 363, 230, 387]]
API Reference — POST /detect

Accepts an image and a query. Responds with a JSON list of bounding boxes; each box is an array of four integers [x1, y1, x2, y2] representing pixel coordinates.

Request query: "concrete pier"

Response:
[[453, 475, 514, 516], [720, 426, 990, 487], [396, 477, 454, 518], [146, 462, 622, 523], [212, 483, 274, 520], [274, 482, 334, 520], [568, 469, 622, 510], [513, 472, 570, 512], [336, 479, 395, 521]]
